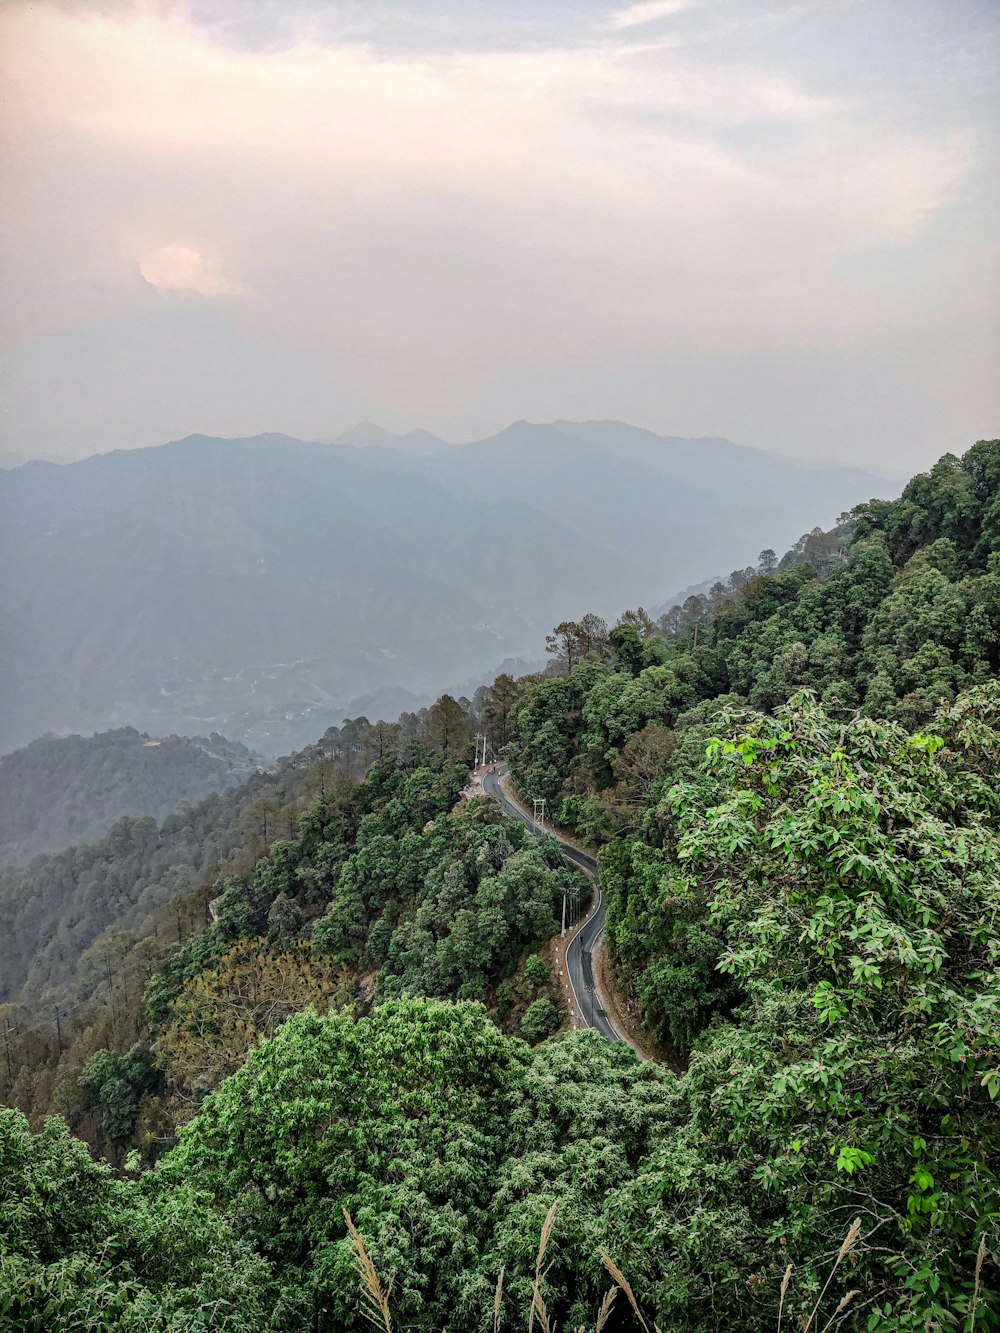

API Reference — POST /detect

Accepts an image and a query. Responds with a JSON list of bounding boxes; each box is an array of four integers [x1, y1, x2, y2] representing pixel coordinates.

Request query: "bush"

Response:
[[522, 954, 547, 986], [519, 997, 559, 1043]]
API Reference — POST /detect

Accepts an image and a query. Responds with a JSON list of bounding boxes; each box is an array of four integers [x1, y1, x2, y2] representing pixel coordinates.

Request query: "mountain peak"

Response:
[[329, 424, 452, 455], [332, 422, 396, 447]]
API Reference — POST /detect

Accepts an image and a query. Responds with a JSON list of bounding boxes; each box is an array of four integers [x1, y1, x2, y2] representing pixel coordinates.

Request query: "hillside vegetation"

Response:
[[504, 443, 1000, 1048], [0, 709, 481, 1009], [1, 442, 997, 1331], [0, 727, 258, 865]]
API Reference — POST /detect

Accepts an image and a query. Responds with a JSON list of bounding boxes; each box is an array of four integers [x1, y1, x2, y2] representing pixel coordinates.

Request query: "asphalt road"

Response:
[[482, 765, 624, 1043]]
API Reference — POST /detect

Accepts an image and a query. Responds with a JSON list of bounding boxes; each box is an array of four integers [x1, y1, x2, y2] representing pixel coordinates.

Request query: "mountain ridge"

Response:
[[0, 420, 896, 755]]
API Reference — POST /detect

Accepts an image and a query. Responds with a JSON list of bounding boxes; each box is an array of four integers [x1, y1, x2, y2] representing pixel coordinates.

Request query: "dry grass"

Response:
[[601, 1252, 657, 1332], [493, 1265, 505, 1333], [341, 1196, 663, 1333], [969, 1233, 988, 1333], [776, 1262, 793, 1333], [529, 1201, 559, 1333], [819, 1289, 860, 1333], [802, 1217, 862, 1333], [594, 1285, 618, 1332], [343, 1208, 394, 1333]]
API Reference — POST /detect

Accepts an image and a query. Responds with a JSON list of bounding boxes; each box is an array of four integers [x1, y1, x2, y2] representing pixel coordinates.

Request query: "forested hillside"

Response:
[[0, 699, 571, 1117], [505, 444, 1000, 1039], [1, 443, 997, 1331], [0, 767, 284, 1009], [0, 706, 484, 1010], [0, 727, 258, 865]]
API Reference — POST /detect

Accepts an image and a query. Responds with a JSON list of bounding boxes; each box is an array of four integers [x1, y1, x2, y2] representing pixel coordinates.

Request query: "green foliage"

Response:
[[376, 816, 575, 1002], [0, 703, 480, 1133], [522, 953, 547, 986], [80, 1044, 160, 1147], [508, 442, 1000, 1050], [164, 1000, 530, 1330], [163, 1000, 677, 1331], [0, 1108, 283, 1330], [601, 834, 741, 1051], [519, 997, 559, 1043], [608, 689, 1000, 1329], [4, 690, 999, 1328], [425, 694, 472, 758], [139, 758, 575, 1123]]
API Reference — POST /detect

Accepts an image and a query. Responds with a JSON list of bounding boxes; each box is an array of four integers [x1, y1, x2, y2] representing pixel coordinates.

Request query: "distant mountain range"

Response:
[[324, 423, 456, 455], [0, 420, 895, 754], [0, 450, 66, 469]]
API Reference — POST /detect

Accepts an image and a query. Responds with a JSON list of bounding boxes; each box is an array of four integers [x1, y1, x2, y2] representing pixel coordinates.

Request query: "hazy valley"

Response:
[[0, 420, 892, 755]]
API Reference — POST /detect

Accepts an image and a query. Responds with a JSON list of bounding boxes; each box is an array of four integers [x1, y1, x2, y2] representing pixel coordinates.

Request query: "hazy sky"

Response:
[[1, 0, 997, 470]]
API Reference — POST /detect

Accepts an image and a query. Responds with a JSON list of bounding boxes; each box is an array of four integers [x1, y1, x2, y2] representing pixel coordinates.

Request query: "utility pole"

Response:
[[562, 884, 579, 933], [532, 798, 546, 833], [474, 732, 489, 767]]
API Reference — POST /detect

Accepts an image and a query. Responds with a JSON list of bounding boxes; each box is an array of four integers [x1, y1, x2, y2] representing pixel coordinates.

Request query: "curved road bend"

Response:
[[482, 765, 625, 1043]]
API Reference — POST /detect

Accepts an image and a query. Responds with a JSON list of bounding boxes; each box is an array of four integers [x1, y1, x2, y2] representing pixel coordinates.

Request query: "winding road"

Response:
[[482, 765, 625, 1043]]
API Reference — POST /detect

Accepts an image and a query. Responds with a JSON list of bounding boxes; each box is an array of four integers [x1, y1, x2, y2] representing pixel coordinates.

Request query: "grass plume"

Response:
[[820, 1289, 859, 1333], [529, 1201, 559, 1333], [776, 1262, 793, 1333], [493, 1265, 505, 1333], [595, 1286, 618, 1332], [804, 1218, 862, 1333], [343, 1208, 393, 1333], [601, 1253, 652, 1332], [969, 1233, 988, 1333]]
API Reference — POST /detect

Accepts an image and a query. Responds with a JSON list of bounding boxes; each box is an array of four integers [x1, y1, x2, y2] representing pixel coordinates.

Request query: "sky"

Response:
[[0, 0, 997, 471]]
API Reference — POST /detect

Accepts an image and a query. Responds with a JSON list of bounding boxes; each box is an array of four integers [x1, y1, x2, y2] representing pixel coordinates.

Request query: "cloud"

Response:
[[0, 1, 992, 467], [138, 244, 243, 296], [608, 0, 693, 30], [0, 6, 973, 289]]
